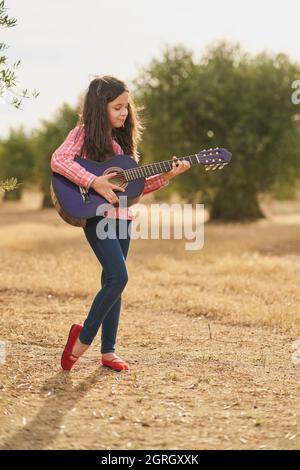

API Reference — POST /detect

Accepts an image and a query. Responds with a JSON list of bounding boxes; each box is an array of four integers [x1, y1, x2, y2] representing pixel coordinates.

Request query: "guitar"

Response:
[[50, 147, 232, 227]]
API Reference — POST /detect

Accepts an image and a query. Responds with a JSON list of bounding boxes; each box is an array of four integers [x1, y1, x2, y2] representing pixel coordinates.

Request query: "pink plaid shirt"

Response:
[[51, 126, 169, 220]]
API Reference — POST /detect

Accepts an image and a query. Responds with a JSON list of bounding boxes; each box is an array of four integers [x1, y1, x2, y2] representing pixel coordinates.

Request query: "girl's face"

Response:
[[107, 91, 129, 130]]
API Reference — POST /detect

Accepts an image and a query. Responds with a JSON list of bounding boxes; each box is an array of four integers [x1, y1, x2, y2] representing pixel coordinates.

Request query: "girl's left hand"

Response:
[[164, 156, 191, 181]]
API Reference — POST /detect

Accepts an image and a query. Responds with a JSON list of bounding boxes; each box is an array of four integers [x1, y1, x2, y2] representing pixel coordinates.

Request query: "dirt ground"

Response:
[[0, 198, 300, 450]]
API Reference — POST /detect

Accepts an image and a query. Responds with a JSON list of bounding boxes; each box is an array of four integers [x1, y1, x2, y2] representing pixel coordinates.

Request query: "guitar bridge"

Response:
[[79, 186, 91, 204]]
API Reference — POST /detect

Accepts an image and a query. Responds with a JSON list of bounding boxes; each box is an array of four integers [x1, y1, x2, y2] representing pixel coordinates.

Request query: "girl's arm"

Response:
[[51, 127, 97, 189], [143, 156, 190, 195], [142, 173, 170, 195], [142, 156, 191, 196]]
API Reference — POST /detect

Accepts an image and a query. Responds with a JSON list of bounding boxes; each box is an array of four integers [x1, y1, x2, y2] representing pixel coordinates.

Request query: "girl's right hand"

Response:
[[91, 173, 125, 205]]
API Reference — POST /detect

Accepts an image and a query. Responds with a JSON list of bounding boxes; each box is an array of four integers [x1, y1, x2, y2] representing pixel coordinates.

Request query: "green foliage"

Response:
[[0, 127, 37, 200], [0, 0, 39, 197], [0, 177, 21, 192], [0, 103, 78, 204], [32, 103, 79, 206], [134, 42, 300, 220], [0, 0, 39, 109]]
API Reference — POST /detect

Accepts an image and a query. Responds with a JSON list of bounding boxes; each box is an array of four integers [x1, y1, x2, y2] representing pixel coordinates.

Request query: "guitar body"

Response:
[[51, 155, 145, 227]]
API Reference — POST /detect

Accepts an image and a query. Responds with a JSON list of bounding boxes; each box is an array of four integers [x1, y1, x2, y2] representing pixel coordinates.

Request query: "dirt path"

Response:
[[1, 290, 300, 450], [0, 206, 300, 449]]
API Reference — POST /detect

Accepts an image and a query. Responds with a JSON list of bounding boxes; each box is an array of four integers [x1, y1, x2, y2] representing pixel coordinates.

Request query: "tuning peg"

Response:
[[217, 164, 225, 169], [211, 165, 219, 170], [205, 166, 211, 171]]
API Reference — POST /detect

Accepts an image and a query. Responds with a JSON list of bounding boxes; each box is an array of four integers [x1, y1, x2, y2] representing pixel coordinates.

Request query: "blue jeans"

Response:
[[79, 216, 132, 353]]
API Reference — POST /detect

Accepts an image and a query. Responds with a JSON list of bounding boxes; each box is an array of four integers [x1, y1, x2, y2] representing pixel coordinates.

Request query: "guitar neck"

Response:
[[124, 155, 197, 182]]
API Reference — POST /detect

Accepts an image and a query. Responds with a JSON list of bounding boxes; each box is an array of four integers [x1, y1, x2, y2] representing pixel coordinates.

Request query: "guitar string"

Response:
[[112, 154, 197, 177], [112, 151, 224, 179]]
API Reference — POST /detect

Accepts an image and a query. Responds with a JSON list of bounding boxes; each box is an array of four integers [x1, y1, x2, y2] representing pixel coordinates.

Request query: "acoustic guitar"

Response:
[[50, 147, 232, 227]]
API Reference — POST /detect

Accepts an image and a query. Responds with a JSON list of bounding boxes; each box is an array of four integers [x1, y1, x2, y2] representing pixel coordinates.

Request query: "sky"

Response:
[[1, 0, 299, 138]]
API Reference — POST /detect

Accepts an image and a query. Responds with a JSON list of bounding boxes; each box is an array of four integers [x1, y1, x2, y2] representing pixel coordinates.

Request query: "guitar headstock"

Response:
[[196, 147, 232, 171]]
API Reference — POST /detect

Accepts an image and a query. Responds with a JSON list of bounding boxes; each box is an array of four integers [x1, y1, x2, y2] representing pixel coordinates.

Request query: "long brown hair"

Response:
[[77, 75, 143, 163]]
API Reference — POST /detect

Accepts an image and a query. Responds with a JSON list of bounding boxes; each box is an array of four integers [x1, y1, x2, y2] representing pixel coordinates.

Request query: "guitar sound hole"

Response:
[[104, 168, 127, 189]]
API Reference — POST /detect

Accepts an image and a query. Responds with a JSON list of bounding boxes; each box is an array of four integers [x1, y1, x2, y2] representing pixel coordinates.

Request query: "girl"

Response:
[[51, 75, 190, 372]]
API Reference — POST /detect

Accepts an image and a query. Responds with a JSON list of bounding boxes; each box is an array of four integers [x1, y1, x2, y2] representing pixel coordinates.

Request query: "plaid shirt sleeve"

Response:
[[142, 173, 169, 195], [51, 127, 96, 189]]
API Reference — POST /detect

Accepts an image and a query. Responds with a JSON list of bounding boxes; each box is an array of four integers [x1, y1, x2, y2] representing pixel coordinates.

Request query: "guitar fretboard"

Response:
[[124, 155, 198, 182]]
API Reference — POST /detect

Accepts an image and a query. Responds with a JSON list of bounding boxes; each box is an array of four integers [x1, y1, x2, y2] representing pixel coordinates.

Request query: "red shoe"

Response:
[[101, 356, 130, 372], [61, 324, 83, 371]]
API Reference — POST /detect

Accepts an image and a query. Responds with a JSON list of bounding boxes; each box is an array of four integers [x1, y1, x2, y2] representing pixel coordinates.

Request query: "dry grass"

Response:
[[0, 196, 300, 450]]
